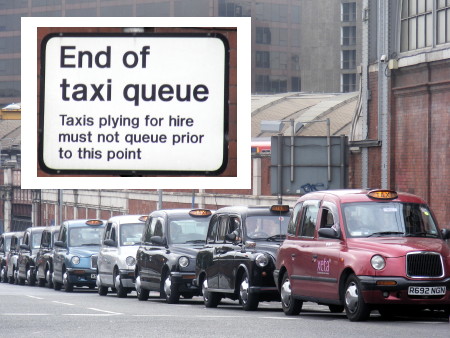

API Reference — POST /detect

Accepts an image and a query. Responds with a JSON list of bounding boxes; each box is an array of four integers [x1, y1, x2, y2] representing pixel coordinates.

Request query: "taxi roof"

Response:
[[215, 205, 291, 217], [106, 214, 147, 225], [297, 189, 427, 204], [149, 208, 214, 217], [63, 219, 106, 227]]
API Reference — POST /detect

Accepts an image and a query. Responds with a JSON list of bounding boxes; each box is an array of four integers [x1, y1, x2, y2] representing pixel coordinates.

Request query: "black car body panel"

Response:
[[5, 232, 24, 284], [195, 205, 291, 310], [135, 209, 213, 303], [0, 232, 14, 283], [35, 226, 60, 287], [17, 226, 46, 285]]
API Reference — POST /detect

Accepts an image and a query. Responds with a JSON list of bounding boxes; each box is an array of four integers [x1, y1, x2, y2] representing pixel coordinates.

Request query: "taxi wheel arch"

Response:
[[26, 265, 36, 286], [62, 266, 74, 292], [202, 276, 221, 308], [162, 270, 181, 304], [46, 264, 54, 289], [135, 268, 149, 301], [280, 271, 302, 316]]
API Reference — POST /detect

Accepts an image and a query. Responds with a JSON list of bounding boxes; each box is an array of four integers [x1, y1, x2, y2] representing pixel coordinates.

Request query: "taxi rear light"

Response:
[[189, 209, 212, 217], [376, 280, 397, 286], [367, 189, 398, 200], [73, 270, 86, 275], [270, 205, 290, 213], [138, 215, 148, 222], [85, 219, 104, 226], [182, 275, 195, 279]]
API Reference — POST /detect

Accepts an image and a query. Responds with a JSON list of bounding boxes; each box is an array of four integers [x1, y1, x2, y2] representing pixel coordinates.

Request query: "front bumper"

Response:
[[119, 269, 136, 288], [66, 268, 98, 286], [171, 272, 201, 294], [358, 275, 450, 305]]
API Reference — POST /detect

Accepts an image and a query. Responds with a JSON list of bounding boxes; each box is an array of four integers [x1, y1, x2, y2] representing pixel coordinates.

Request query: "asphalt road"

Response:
[[0, 283, 448, 338]]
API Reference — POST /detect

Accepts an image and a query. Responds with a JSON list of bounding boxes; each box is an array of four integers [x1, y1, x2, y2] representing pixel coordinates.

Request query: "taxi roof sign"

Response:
[[367, 189, 398, 200], [189, 209, 212, 217], [85, 219, 104, 226], [270, 205, 290, 213]]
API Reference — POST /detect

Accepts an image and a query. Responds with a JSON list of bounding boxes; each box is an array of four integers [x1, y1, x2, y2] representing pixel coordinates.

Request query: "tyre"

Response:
[[114, 271, 127, 298], [162, 273, 180, 304], [38, 277, 46, 287], [280, 272, 302, 316], [136, 272, 149, 301], [202, 278, 221, 308], [63, 271, 74, 292], [97, 275, 108, 296], [26, 267, 36, 286], [344, 274, 370, 321], [46, 269, 54, 289], [0, 266, 7, 283], [239, 272, 259, 311]]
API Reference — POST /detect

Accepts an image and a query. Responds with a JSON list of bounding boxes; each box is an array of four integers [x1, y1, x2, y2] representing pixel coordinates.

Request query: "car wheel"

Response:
[[280, 272, 302, 316], [1, 266, 7, 283], [97, 275, 108, 296], [239, 272, 259, 311], [14, 267, 20, 285], [135, 272, 149, 301], [27, 267, 36, 286], [114, 271, 127, 298], [46, 269, 54, 289], [38, 277, 46, 287], [344, 274, 370, 321], [162, 273, 180, 304], [329, 304, 345, 313], [63, 271, 74, 292], [202, 278, 221, 308]]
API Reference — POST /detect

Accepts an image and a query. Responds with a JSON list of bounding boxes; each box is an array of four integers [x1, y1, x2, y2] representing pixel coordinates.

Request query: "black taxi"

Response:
[[0, 232, 14, 283], [35, 226, 60, 288], [17, 226, 46, 286], [195, 205, 291, 311], [135, 209, 213, 303], [6, 231, 24, 284]]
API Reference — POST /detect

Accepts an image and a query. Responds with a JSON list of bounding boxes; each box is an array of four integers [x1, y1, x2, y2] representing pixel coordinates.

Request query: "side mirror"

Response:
[[54, 241, 67, 248], [441, 228, 450, 240], [103, 239, 117, 247], [20, 244, 31, 251], [225, 233, 236, 241], [318, 227, 340, 239], [150, 236, 167, 246]]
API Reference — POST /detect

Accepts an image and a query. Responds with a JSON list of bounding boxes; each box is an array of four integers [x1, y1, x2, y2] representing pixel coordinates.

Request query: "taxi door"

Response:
[[290, 200, 320, 296], [218, 215, 242, 292], [308, 202, 343, 301], [98, 221, 117, 286]]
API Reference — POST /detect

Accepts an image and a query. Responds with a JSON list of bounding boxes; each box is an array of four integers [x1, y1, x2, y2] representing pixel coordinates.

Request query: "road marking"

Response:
[[52, 301, 74, 306], [260, 316, 298, 320], [88, 308, 122, 315], [2, 313, 49, 316], [26, 295, 44, 300]]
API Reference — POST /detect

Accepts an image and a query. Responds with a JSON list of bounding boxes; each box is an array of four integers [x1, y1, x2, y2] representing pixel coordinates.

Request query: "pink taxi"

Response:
[[274, 189, 450, 321]]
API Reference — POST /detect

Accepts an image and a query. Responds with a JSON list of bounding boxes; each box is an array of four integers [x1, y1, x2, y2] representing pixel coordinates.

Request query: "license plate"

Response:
[[408, 286, 446, 296], [91, 274, 97, 279]]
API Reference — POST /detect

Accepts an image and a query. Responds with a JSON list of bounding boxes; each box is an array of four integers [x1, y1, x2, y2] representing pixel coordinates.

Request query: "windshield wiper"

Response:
[[80, 243, 100, 246], [184, 239, 205, 244], [405, 232, 438, 238], [367, 231, 404, 237], [266, 234, 286, 241]]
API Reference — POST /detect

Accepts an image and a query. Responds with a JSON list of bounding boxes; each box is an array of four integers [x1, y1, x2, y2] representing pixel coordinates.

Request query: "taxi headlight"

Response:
[[125, 256, 136, 266], [71, 256, 80, 265], [255, 253, 269, 267], [178, 256, 189, 268], [371, 255, 386, 270]]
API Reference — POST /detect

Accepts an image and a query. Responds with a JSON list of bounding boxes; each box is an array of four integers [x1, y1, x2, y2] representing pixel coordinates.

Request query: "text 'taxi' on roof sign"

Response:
[[39, 33, 229, 175]]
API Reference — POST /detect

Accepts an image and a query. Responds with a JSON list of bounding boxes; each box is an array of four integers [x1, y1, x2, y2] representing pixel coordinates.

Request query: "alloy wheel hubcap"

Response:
[[280, 278, 292, 307], [240, 277, 249, 303], [202, 279, 209, 302], [345, 282, 359, 313], [164, 275, 172, 297]]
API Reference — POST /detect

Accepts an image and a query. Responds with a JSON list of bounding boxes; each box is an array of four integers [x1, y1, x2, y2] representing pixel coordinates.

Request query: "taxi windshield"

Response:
[[245, 215, 290, 240], [169, 217, 210, 244], [120, 223, 145, 246], [69, 227, 103, 247], [342, 202, 439, 238]]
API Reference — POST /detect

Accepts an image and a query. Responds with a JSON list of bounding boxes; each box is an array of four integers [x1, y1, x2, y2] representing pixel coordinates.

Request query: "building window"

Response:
[[256, 27, 271, 44], [342, 50, 356, 69], [342, 2, 357, 22], [342, 73, 357, 92], [256, 75, 287, 94], [256, 51, 270, 68], [342, 26, 356, 45], [218, 1, 251, 17], [291, 77, 301, 92], [400, 0, 434, 51], [437, 0, 450, 44]]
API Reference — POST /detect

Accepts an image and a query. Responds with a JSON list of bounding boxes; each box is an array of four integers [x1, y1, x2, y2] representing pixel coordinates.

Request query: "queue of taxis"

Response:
[[0, 193, 448, 322], [274, 189, 450, 321]]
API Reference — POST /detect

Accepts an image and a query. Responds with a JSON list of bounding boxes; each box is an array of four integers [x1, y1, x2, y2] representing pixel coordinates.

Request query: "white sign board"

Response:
[[39, 33, 228, 175]]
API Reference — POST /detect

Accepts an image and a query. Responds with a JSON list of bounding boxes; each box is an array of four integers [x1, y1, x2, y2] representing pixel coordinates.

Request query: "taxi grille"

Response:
[[91, 255, 98, 269], [406, 252, 443, 278]]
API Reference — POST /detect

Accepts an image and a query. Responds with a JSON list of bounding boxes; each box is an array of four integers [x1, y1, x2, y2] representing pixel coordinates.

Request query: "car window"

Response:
[[287, 202, 303, 236], [217, 215, 229, 243], [31, 232, 42, 249], [143, 217, 165, 243], [207, 215, 219, 243], [103, 222, 113, 241], [59, 226, 67, 243], [298, 201, 320, 237], [120, 223, 145, 246]]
